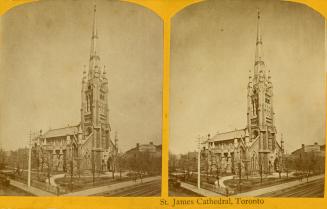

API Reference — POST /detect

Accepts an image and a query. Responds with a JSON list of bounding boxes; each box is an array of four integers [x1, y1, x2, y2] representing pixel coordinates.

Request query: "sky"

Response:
[[0, 0, 163, 152], [170, 0, 325, 154]]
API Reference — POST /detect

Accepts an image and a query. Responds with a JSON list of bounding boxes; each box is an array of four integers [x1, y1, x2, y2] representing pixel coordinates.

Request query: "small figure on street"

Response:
[[214, 180, 219, 192], [140, 173, 143, 183], [56, 186, 60, 196]]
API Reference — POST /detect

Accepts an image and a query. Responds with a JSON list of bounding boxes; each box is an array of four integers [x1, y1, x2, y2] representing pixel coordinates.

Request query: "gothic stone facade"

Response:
[[204, 11, 284, 175], [33, 6, 116, 174]]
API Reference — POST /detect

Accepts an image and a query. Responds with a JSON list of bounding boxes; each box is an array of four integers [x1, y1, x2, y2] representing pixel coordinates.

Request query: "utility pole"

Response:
[[70, 142, 74, 192], [238, 149, 242, 192], [280, 133, 284, 179], [238, 162, 242, 192], [28, 130, 32, 187], [113, 131, 118, 179], [197, 135, 201, 189], [92, 150, 95, 185], [260, 158, 263, 184]]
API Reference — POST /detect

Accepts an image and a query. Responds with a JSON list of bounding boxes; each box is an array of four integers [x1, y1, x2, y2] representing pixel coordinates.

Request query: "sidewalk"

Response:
[[218, 172, 296, 188], [219, 175, 234, 188], [49, 173, 65, 186], [236, 174, 324, 197], [9, 179, 55, 196], [62, 176, 161, 196], [180, 182, 223, 197]]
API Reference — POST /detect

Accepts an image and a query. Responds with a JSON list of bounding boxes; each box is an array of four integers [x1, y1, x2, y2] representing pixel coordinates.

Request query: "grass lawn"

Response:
[[224, 176, 298, 193], [177, 174, 227, 185], [10, 170, 48, 184]]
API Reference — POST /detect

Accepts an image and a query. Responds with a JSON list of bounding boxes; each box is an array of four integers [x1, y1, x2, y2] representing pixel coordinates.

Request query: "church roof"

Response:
[[42, 125, 79, 139], [209, 129, 247, 142]]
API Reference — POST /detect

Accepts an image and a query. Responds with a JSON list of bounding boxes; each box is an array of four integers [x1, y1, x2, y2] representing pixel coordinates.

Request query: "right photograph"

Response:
[[169, 0, 325, 197]]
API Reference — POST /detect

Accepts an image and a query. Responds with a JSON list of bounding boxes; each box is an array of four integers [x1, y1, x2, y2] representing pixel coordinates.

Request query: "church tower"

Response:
[[247, 10, 277, 173], [81, 5, 112, 171]]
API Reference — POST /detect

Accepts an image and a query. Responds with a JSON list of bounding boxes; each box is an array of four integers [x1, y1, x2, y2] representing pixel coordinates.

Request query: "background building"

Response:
[[286, 142, 325, 175], [124, 142, 162, 175]]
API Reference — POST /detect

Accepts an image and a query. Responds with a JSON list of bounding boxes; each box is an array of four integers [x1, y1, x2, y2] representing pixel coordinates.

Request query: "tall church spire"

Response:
[[255, 9, 263, 64], [89, 3, 100, 77], [81, 2, 113, 172], [90, 4, 98, 58], [254, 9, 266, 81]]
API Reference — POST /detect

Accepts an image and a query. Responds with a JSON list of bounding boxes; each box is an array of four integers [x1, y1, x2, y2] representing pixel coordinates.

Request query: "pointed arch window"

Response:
[[86, 94, 89, 112]]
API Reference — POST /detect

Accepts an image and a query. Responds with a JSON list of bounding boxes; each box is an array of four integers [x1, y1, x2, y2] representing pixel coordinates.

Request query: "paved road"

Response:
[[259, 178, 325, 197], [62, 176, 161, 196], [178, 175, 324, 197], [169, 187, 203, 197], [97, 179, 161, 197], [236, 174, 324, 197], [0, 185, 33, 196], [9, 179, 55, 196]]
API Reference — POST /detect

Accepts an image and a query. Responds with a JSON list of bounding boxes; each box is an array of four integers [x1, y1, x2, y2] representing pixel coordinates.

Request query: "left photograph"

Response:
[[0, 0, 162, 196]]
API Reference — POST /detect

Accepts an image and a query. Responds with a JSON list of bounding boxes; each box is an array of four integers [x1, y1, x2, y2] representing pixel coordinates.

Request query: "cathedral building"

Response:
[[32, 5, 117, 174], [204, 11, 284, 175]]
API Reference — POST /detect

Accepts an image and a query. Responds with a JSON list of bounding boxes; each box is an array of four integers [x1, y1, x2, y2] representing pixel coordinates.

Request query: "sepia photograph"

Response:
[[0, 0, 162, 196], [169, 0, 325, 197]]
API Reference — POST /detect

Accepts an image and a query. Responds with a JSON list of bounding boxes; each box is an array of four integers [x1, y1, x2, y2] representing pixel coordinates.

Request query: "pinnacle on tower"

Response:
[[114, 131, 118, 150], [281, 133, 285, 153], [248, 68, 253, 84], [268, 69, 272, 84], [103, 65, 106, 75]]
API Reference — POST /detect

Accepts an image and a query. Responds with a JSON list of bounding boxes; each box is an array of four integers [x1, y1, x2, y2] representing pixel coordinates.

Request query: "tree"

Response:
[[0, 149, 6, 170], [46, 152, 52, 185], [138, 150, 151, 175], [125, 149, 162, 180], [284, 157, 290, 179], [115, 153, 126, 179], [201, 149, 210, 182], [169, 152, 177, 173], [294, 154, 303, 173], [32, 145, 41, 179], [314, 155, 325, 174], [150, 154, 162, 175], [211, 154, 222, 186]]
